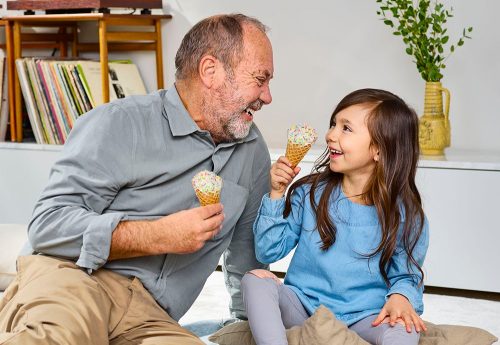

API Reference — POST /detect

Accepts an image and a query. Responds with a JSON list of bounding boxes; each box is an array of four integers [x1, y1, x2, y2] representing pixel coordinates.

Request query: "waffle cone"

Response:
[[285, 142, 311, 167], [194, 188, 221, 206]]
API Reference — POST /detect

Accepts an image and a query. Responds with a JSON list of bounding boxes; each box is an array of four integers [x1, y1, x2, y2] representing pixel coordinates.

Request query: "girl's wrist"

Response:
[[269, 190, 285, 200]]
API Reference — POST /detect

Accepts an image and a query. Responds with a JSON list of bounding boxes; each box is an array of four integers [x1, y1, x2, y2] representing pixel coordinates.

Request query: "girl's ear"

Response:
[[371, 145, 380, 162], [198, 55, 219, 88]]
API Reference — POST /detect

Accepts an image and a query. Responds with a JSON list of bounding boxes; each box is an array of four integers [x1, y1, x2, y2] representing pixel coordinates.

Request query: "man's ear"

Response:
[[198, 55, 218, 88]]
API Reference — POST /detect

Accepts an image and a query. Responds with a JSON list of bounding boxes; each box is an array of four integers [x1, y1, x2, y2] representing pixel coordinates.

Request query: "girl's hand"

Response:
[[371, 293, 427, 333], [269, 156, 300, 199], [248, 269, 282, 284]]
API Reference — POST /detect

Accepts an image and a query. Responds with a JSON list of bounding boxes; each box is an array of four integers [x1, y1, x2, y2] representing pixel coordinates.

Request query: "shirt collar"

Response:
[[163, 85, 199, 137], [162, 85, 258, 144]]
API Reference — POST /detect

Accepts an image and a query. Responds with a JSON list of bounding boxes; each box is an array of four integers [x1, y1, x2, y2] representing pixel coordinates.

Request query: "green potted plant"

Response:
[[375, 0, 472, 155]]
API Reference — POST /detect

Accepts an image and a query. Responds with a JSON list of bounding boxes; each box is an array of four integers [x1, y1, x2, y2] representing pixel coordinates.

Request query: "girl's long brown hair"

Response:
[[284, 89, 425, 286]]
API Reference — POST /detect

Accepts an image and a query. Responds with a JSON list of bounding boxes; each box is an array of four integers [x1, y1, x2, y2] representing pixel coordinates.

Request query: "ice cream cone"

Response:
[[192, 170, 223, 206], [194, 188, 221, 206], [285, 124, 318, 168], [285, 142, 312, 168]]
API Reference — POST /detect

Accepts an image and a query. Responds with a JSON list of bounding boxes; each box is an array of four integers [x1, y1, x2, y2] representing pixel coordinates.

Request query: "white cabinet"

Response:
[[268, 148, 500, 293], [417, 152, 500, 293]]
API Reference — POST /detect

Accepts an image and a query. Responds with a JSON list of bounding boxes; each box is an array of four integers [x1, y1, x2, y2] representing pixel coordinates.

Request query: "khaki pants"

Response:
[[0, 255, 203, 345]]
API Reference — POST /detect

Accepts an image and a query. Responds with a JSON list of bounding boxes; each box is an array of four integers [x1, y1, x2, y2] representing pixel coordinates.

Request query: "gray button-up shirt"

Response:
[[25, 86, 270, 320]]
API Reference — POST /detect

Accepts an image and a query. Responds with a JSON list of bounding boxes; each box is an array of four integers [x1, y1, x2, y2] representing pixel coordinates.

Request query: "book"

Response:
[[108, 61, 147, 98], [69, 64, 93, 113], [16, 59, 45, 144], [60, 63, 85, 116], [75, 61, 109, 106], [35, 59, 66, 143], [0, 58, 8, 142], [25, 58, 59, 144], [49, 61, 78, 128]]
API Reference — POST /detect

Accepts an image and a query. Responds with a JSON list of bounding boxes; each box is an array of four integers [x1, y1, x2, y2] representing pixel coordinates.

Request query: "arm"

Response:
[[386, 217, 429, 312], [109, 205, 224, 260], [29, 104, 224, 270], [28, 104, 134, 270], [372, 217, 430, 332], [253, 187, 305, 264], [253, 155, 303, 264]]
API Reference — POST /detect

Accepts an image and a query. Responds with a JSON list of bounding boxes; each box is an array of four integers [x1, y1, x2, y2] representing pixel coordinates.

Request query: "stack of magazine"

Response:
[[15, 58, 147, 145]]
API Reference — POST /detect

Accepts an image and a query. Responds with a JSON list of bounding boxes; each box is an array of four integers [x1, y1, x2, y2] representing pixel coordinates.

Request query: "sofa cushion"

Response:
[[209, 305, 498, 345], [0, 224, 27, 290]]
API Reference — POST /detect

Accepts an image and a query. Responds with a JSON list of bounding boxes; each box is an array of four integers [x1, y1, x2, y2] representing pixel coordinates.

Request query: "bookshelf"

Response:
[[3, 13, 171, 142]]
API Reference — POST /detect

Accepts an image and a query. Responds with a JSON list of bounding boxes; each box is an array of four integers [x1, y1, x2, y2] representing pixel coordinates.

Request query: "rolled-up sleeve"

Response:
[[28, 104, 135, 270]]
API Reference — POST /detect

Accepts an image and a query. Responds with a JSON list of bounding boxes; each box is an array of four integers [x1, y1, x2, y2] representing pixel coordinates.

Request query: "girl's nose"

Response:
[[326, 127, 337, 142]]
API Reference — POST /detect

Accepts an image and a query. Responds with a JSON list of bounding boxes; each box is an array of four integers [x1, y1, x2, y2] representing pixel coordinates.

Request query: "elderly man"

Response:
[[0, 13, 273, 344]]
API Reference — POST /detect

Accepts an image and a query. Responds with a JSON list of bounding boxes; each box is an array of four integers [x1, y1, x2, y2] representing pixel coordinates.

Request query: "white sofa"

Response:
[[0, 224, 28, 295]]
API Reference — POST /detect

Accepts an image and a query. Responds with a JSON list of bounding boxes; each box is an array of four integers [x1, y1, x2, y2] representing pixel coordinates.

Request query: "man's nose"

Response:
[[260, 84, 272, 105]]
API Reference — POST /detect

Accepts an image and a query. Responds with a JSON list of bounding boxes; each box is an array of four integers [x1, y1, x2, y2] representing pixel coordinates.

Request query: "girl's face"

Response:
[[325, 104, 379, 178]]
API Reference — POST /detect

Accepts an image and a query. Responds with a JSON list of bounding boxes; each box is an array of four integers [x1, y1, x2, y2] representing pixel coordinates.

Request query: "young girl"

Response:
[[242, 89, 429, 345]]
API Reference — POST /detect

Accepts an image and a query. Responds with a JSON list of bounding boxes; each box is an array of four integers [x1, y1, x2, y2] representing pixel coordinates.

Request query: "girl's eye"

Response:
[[343, 125, 352, 132], [330, 122, 336, 128]]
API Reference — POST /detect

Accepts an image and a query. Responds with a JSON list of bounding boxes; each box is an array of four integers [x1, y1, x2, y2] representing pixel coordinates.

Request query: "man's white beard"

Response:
[[223, 113, 252, 140]]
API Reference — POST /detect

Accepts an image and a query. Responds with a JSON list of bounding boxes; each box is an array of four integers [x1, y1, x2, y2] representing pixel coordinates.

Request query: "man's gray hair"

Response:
[[175, 14, 268, 80]]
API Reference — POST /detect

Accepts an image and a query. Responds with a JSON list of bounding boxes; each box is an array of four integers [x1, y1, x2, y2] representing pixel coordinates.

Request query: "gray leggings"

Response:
[[241, 273, 420, 345]]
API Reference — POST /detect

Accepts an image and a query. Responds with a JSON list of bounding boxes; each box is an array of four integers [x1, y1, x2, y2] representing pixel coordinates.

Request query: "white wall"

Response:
[[1, 1, 497, 151], [153, 0, 499, 152]]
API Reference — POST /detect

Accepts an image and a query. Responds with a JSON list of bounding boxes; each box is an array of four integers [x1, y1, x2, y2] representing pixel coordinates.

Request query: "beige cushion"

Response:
[[0, 224, 27, 290], [209, 306, 369, 345], [209, 305, 498, 345]]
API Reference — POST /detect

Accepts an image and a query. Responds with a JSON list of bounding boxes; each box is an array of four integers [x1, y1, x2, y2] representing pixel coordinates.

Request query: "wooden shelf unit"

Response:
[[3, 13, 171, 142]]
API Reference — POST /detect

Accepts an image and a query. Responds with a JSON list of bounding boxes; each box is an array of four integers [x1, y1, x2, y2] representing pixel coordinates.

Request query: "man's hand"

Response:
[[109, 203, 224, 260], [269, 156, 300, 199], [157, 203, 225, 254], [371, 293, 427, 333]]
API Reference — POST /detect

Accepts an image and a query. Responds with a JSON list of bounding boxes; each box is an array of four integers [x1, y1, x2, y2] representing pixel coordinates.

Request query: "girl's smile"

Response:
[[329, 147, 344, 159]]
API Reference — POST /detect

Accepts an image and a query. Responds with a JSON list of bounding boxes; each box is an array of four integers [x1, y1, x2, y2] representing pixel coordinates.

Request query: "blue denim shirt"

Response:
[[24, 86, 270, 320], [254, 184, 429, 326]]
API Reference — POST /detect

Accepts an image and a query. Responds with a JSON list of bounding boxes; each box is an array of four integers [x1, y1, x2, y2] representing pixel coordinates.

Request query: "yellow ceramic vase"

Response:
[[418, 82, 451, 156]]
